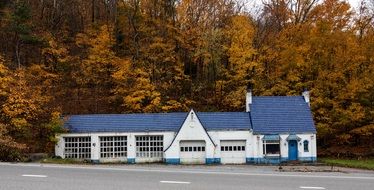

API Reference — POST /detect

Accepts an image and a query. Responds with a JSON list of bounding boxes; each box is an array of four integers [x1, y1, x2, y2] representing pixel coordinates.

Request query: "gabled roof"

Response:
[[64, 112, 252, 133], [63, 96, 316, 134], [250, 96, 316, 134]]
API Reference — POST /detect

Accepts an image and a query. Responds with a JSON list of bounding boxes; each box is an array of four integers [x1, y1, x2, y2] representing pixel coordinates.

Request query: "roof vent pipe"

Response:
[[246, 84, 253, 112], [302, 89, 310, 107]]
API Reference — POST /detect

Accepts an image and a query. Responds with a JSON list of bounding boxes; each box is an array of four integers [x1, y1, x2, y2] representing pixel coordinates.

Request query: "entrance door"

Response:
[[288, 140, 298, 161], [180, 141, 206, 164]]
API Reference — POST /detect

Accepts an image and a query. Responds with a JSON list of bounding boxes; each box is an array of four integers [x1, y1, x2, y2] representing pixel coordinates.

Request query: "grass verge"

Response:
[[40, 157, 88, 164], [319, 158, 374, 170]]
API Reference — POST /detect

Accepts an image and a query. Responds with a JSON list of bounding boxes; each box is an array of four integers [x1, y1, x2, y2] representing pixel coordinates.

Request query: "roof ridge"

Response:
[[68, 112, 188, 116], [253, 95, 303, 98]]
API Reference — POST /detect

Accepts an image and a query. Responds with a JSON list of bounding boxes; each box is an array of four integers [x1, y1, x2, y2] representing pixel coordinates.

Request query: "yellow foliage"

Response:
[[113, 62, 162, 113], [77, 25, 119, 86], [226, 15, 257, 71], [218, 15, 259, 110], [0, 56, 12, 98], [351, 125, 374, 136], [41, 33, 70, 67], [1, 69, 51, 131]]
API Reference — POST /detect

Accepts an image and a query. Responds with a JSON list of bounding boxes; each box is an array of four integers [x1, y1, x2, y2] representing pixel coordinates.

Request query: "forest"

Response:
[[0, 0, 373, 161]]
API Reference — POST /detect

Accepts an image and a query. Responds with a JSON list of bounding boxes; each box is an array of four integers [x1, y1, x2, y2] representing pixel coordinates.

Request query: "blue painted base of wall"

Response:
[[91, 157, 316, 165], [246, 157, 282, 164], [246, 157, 317, 164], [127, 158, 135, 164], [165, 158, 180, 164], [299, 157, 317, 162], [206, 158, 221, 164]]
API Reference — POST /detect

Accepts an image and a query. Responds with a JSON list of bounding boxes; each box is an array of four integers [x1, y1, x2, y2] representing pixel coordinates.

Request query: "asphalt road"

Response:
[[1, 163, 374, 190]]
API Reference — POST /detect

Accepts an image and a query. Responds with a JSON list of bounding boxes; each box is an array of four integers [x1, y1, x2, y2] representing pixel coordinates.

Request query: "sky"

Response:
[[348, 0, 363, 8], [247, 0, 368, 15]]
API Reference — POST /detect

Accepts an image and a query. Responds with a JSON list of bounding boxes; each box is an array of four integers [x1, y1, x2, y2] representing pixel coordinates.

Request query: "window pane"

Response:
[[265, 143, 280, 154], [64, 137, 91, 159], [303, 141, 309, 152], [135, 135, 163, 158]]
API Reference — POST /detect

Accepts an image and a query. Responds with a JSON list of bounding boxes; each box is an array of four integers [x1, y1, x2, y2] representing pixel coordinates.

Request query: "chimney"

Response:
[[246, 83, 253, 112], [302, 89, 310, 107]]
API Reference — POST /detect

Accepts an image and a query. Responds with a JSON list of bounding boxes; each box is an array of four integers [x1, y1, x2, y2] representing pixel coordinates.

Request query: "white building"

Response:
[[55, 89, 317, 164]]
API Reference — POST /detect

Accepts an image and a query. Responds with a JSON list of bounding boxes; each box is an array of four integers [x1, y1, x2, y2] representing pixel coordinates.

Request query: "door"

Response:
[[220, 140, 246, 164], [288, 140, 298, 161], [179, 141, 206, 164]]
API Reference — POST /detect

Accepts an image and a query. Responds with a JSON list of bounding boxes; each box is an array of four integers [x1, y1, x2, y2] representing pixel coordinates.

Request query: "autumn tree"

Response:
[[217, 15, 259, 110], [1, 0, 374, 158], [73, 25, 120, 113]]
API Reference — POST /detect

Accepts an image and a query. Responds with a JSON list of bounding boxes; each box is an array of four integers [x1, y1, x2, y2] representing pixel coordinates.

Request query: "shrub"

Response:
[[0, 124, 27, 161]]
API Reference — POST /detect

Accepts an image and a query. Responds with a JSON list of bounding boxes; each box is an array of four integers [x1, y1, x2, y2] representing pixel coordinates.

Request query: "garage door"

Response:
[[220, 140, 246, 164], [180, 141, 206, 164]]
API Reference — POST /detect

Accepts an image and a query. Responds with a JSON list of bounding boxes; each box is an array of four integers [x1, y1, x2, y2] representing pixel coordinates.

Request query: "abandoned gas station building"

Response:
[[55, 89, 317, 164]]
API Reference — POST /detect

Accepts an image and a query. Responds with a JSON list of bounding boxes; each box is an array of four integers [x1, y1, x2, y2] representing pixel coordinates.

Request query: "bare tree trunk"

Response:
[[113, 0, 117, 23], [15, 39, 21, 68], [92, 0, 95, 23]]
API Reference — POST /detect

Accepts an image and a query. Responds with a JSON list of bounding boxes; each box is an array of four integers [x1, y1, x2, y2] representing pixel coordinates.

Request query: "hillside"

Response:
[[0, 0, 373, 160]]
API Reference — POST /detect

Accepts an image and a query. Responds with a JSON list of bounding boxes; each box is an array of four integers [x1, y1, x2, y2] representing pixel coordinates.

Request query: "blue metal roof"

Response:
[[286, 134, 302, 141], [197, 112, 251, 131], [262, 135, 280, 141], [250, 96, 316, 134], [63, 96, 315, 134], [64, 112, 252, 133]]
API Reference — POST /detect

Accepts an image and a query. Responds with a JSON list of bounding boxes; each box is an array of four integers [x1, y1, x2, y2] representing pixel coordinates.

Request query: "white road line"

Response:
[[22, 174, 47, 178], [0, 163, 42, 167], [300, 186, 326, 189], [44, 166, 374, 180], [160, 181, 191, 184]]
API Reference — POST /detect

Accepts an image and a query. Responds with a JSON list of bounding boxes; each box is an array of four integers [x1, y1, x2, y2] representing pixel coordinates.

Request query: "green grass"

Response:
[[40, 158, 89, 164], [320, 158, 374, 170]]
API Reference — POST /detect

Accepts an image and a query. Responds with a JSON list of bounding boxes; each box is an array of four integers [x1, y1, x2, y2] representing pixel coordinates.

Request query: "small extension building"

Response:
[[55, 89, 317, 164]]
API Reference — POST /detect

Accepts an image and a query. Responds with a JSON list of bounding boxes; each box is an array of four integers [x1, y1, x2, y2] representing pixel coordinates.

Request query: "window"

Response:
[[180, 145, 205, 152], [220, 145, 246, 152], [136, 135, 163, 158], [100, 136, 127, 158], [64, 137, 91, 159], [263, 140, 280, 155], [303, 140, 309, 152]]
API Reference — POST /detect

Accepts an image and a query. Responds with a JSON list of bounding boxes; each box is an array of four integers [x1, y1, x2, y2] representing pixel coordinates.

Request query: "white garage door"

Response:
[[180, 141, 206, 164], [220, 140, 246, 164]]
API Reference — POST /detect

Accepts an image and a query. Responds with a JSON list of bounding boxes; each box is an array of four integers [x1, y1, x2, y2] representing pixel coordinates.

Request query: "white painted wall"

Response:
[[252, 133, 317, 160], [164, 109, 216, 160], [55, 120, 317, 164], [207, 130, 253, 160], [55, 131, 175, 163], [55, 135, 64, 158]]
